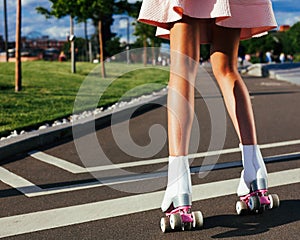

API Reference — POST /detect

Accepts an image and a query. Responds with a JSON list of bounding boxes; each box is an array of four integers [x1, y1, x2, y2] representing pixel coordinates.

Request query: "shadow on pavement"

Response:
[[0, 178, 99, 198], [204, 200, 300, 238]]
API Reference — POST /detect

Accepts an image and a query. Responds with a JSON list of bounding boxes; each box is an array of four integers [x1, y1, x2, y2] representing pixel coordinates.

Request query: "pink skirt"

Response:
[[138, 0, 277, 43]]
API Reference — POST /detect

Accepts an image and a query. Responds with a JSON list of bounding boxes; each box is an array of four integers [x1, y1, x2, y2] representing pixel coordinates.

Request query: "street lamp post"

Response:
[[3, 0, 9, 62], [70, 16, 76, 73], [15, 0, 22, 92], [88, 38, 93, 63], [120, 16, 130, 64]]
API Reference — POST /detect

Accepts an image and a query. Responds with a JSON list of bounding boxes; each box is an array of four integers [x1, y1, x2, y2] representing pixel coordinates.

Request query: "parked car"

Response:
[[43, 48, 59, 61]]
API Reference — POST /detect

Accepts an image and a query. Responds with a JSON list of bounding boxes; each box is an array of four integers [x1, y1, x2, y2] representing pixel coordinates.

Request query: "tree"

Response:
[[287, 22, 300, 54], [237, 21, 300, 63], [105, 36, 122, 57], [62, 37, 91, 62], [37, 1, 80, 73], [133, 22, 161, 65], [240, 31, 283, 62], [125, 0, 163, 65], [75, 0, 117, 78], [37, 0, 126, 78]]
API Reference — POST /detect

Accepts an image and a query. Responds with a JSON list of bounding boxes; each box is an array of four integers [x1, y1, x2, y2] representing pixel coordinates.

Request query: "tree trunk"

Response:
[[98, 20, 106, 78], [15, 0, 22, 92]]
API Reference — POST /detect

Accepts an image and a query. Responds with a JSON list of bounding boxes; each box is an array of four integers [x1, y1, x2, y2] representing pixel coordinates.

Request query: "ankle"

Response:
[[239, 143, 268, 184], [167, 155, 191, 192]]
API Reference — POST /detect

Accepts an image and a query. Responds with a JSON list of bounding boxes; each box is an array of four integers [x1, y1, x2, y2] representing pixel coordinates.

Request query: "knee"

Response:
[[211, 63, 238, 80]]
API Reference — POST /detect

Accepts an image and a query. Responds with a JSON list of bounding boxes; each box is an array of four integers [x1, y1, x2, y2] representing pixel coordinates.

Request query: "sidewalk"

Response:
[[244, 62, 300, 85]]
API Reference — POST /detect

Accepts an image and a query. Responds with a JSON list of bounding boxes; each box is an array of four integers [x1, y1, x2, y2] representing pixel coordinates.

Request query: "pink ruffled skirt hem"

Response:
[[138, 0, 277, 42]]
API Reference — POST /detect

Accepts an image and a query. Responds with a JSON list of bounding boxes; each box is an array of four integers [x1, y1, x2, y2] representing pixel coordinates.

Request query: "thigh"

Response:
[[169, 16, 201, 88], [210, 24, 241, 73], [170, 15, 201, 61]]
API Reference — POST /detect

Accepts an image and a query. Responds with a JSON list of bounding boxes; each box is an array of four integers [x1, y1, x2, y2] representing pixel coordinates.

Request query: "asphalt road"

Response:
[[0, 69, 299, 239]]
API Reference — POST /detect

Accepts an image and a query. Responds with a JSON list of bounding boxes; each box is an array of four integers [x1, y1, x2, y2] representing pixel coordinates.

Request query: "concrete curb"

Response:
[[244, 62, 300, 80], [0, 91, 167, 161]]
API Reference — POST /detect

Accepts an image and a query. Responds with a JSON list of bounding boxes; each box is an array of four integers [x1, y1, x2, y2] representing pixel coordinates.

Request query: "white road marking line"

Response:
[[26, 175, 162, 198], [3, 151, 300, 198], [29, 139, 300, 173], [0, 166, 167, 197], [259, 139, 300, 149], [28, 151, 86, 174], [29, 150, 166, 173], [0, 166, 154, 198], [0, 167, 42, 195], [0, 168, 299, 238]]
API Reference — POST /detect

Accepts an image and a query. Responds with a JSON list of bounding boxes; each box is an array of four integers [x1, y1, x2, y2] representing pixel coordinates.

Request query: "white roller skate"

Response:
[[160, 156, 203, 232], [160, 194, 203, 232], [236, 144, 280, 215], [236, 178, 280, 215]]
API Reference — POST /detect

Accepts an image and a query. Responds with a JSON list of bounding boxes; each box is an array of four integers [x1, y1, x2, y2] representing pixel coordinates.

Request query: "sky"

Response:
[[0, 0, 299, 43]]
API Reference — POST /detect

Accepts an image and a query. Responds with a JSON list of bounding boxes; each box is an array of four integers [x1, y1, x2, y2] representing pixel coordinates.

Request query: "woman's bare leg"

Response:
[[210, 24, 267, 196], [168, 16, 200, 156], [161, 16, 201, 212], [210, 25, 257, 145]]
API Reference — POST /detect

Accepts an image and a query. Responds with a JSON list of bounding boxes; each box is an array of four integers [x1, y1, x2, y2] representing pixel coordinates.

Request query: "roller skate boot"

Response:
[[236, 144, 279, 215], [236, 178, 280, 215], [160, 156, 203, 232], [160, 194, 203, 232]]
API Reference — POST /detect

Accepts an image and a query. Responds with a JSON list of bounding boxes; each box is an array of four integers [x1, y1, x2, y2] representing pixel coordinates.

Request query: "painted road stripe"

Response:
[[3, 152, 300, 198], [0, 168, 299, 238], [0, 167, 42, 195], [29, 139, 300, 173], [28, 151, 86, 174]]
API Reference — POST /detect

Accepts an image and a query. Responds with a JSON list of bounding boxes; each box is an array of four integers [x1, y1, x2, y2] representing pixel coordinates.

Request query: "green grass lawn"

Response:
[[0, 61, 169, 137]]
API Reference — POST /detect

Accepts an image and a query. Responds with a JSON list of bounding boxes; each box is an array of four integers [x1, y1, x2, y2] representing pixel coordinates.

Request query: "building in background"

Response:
[[279, 25, 291, 32], [0, 31, 67, 62]]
